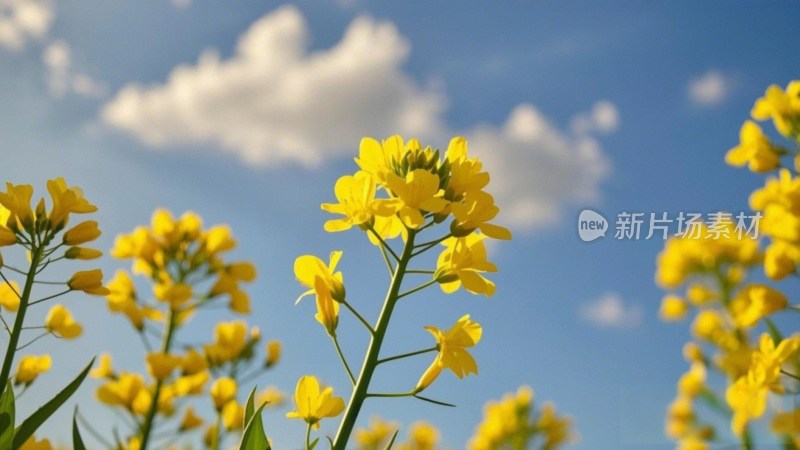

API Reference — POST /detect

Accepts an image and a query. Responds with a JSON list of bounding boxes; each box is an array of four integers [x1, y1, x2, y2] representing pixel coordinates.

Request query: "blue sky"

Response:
[[0, 1, 798, 448]]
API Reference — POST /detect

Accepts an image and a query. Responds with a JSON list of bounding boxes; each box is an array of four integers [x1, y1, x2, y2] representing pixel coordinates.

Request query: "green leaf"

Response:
[[383, 429, 399, 450], [0, 381, 15, 449], [244, 387, 257, 429], [766, 318, 783, 344], [12, 357, 94, 449], [72, 408, 86, 450], [239, 403, 270, 450], [308, 437, 320, 450]]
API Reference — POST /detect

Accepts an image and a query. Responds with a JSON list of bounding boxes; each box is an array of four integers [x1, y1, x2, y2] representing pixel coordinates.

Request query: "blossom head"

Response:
[[45, 304, 82, 339], [286, 375, 345, 429], [416, 315, 482, 391], [15, 355, 52, 386]]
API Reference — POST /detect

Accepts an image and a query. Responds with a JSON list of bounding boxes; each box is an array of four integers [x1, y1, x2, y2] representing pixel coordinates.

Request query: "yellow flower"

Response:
[[677, 363, 706, 398], [537, 402, 574, 450], [15, 354, 52, 385], [435, 234, 497, 296], [725, 121, 780, 173], [398, 421, 440, 450], [686, 284, 715, 305], [97, 372, 146, 409], [265, 340, 281, 367], [764, 241, 799, 280], [19, 435, 53, 450], [468, 386, 534, 450], [366, 215, 407, 246], [45, 177, 97, 230], [313, 275, 339, 336], [659, 295, 688, 321], [204, 225, 237, 254], [210, 377, 237, 410], [179, 406, 204, 430], [63, 220, 101, 245], [450, 191, 511, 240], [91, 353, 114, 379], [730, 284, 787, 328], [146, 352, 182, 381], [749, 332, 800, 393], [682, 343, 705, 364], [771, 409, 800, 435], [0, 223, 16, 246], [356, 417, 397, 450], [153, 282, 193, 309], [229, 289, 251, 314], [444, 136, 490, 201], [64, 246, 102, 260], [665, 396, 694, 439], [417, 315, 482, 391], [45, 304, 82, 339], [222, 401, 245, 430], [294, 251, 346, 303], [0, 280, 20, 312], [726, 371, 768, 437], [751, 81, 800, 137], [204, 321, 249, 364], [355, 135, 405, 186], [691, 310, 724, 342], [385, 169, 448, 229], [321, 171, 398, 232], [286, 375, 345, 429], [257, 385, 285, 408], [173, 371, 209, 396], [181, 349, 208, 375], [226, 261, 257, 282], [68, 269, 110, 296], [0, 182, 34, 232]]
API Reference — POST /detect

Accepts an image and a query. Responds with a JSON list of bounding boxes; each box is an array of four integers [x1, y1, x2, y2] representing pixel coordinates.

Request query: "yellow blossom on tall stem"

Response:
[[44, 304, 82, 339], [286, 375, 345, 430], [435, 234, 498, 296], [321, 171, 398, 232], [294, 251, 346, 303], [416, 315, 482, 392], [15, 355, 52, 386]]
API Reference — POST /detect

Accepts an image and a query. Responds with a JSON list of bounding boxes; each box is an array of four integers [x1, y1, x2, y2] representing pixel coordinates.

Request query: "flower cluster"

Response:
[[94, 209, 282, 450], [468, 386, 574, 450], [0, 178, 108, 450], [284, 135, 575, 450], [658, 81, 800, 449]]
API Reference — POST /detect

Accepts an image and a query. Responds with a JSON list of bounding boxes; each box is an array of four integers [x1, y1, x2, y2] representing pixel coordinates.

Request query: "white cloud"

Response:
[[0, 0, 53, 51], [570, 100, 620, 135], [42, 40, 108, 99], [170, 0, 191, 9], [467, 104, 612, 228], [101, 5, 445, 167], [688, 70, 731, 106], [579, 292, 642, 329]]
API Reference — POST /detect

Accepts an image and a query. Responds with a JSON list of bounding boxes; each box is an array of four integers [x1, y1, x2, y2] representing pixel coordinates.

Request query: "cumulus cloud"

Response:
[[101, 5, 445, 167], [467, 104, 612, 228], [688, 70, 731, 106], [579, 292, 642, 329], [0, 0, 53, 51], [570, 100, 619, 135], [42, 40, 107, 99]]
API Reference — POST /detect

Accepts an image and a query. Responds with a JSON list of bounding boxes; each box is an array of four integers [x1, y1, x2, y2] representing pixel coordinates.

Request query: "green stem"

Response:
[[211, 411, 222, 450], [332, 335, 356, 385], [341, 300, 375, 335], [0, 243, 43, 387], [367, 225, 400, 262], [397, 279, 437, 299], [331, 229, 417, 450], [305, 422, 312, 450], [138, 309, 178, 450], [377, 346, 437, 365]]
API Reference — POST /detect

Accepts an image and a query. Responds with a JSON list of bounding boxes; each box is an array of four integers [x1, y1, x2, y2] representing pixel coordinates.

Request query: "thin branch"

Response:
[[77, 409, 116, 448], [367, 225, 400, 262], [377, 346, 437, 365], [378, 243, 395, 276], [413, 394, 456, 407], [341, 300, 375, 335], [16, 331, 51, 350], [397, 280, 438, 299], [332, 335, 356, 386], [27, 289, 71, 306]]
